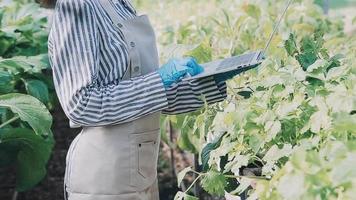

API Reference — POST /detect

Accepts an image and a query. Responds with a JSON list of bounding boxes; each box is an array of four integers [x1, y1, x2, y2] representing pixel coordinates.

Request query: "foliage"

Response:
[[0, 94, 54, 191], [149, 0, 356, 199], [0, 1, 55, 191], [0, 1, 49, 58]]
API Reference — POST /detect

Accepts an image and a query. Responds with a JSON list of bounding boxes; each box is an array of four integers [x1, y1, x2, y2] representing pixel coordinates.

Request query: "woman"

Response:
[[45, 0, 238, 199]]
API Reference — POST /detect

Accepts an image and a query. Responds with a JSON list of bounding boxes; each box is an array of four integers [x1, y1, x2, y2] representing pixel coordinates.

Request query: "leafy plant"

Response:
[[0, 93, 54, 191], [0, 1, 55, 192], [0, 2, 49, 58], [153, 0, 355, 199]]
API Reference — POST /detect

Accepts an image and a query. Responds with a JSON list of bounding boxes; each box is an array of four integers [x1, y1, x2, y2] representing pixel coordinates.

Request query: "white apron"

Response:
[[64, 1, 161, 199]]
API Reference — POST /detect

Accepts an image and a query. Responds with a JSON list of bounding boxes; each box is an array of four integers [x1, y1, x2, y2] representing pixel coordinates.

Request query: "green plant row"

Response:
[[0, 1, 56, 192], [153, 0, 356, 199]]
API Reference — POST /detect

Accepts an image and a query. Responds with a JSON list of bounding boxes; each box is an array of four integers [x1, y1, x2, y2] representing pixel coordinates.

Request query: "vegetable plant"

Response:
[[152, 0, 355, 199], [0, 1, 55, 192]]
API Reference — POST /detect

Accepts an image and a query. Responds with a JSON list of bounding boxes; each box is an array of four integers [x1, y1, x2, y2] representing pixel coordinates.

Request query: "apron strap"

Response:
[[97, 0, 122, 26], [97, 0, 135, 80]]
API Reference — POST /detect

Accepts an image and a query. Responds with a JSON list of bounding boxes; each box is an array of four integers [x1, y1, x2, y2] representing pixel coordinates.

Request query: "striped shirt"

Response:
[[48, 0, 227, 128]]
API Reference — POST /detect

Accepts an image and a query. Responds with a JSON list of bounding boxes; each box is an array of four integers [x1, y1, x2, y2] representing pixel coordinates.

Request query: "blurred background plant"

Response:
[[0, 1, 56, 199], [0, 0, 355, 200]]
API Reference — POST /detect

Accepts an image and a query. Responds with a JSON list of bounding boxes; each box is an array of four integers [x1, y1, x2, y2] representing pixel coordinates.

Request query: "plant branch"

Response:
[[12, 191, 18, 200], [0, 116, 20, 129], [184, 174, 203, 194], [224, 174, 270, 180]]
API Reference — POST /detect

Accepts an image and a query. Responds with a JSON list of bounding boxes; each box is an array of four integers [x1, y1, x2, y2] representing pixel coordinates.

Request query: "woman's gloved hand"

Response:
[[158, 57, 204, 88]]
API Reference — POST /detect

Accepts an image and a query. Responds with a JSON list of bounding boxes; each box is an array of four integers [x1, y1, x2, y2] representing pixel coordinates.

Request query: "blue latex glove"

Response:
[[214, 64, 260, 83], [158, 57, 204, 88]]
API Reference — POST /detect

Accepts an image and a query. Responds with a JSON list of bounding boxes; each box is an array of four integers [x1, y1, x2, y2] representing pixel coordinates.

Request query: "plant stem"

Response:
[[12, 191, 18, 200], [0, 116, 20, 129], [193, 154, 200, 196], [168, 120, 180, 188], [224, 174, 270, 180], [184, 174, 203, 194], [190, 169, 203, 175]]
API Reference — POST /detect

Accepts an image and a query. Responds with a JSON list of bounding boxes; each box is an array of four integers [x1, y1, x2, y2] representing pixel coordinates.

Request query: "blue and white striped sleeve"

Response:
[[162, 76, 227, 115], [48, 0, 168, 126]]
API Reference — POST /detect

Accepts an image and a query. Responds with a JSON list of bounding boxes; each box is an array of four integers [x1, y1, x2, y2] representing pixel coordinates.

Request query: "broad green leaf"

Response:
[[248, 134, 264, 153], [237, 90, 253, 99], [177, 167, 192, 187], [201, 132, 226, 172], [264, 120, 281, 142], [233, 177, 254, 195], [184, 194, 199, 200], [0, 93, 52, 136], [177, 125, 198, 153], [332, 112, 356, 134], [0, 55, 48, 74], [310, 110, 331, 133], [223, 154, 249, 176], [0, 70, 15, 94], [284, 33, 298, 56], [263, 144, 293, 162], [0, 141, 19, 167], [201, 170, 227, 196], [0, 128, 53, 191], [24, 79, 49, 104], [296, 52, 318, 71], [184, 38, 212, 63], [242, 4, 261, 20]]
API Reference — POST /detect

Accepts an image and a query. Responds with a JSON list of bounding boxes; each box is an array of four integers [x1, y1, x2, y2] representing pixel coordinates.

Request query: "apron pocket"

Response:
[[138, 140, 156, 178], [130, 129, 160, 191]]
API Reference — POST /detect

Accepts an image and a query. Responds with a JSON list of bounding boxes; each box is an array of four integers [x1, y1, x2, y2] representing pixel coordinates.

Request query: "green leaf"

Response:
[[310, 110, 331, 133], [294, 34, 324, 70], [264, 120, 281, 142], [0, 93, 52, 136], [243, 4, 261, 20], [201, 133, 226, 172], [284, 33, 298, 56], [296, 52, 318, 71], [177, 167, 192, 187], [184, 38, 212, 63], [177, 126, 198, 153], [332, 112, 356, 134], [201, 170, 227, 196], [0, 141, 19, 167], [0, 70, 15, 94], [185, 194, 199, 200], [237, 91, 253, 99], [0, 55, 49, 75], [263, 144, 293, 162], [24, 79, 49, 104], [0, 128, 54, 191]]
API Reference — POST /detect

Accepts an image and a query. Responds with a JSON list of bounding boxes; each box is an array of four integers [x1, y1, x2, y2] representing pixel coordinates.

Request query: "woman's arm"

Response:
[[49, 0, 168, 126], [162, 76, 227, 115]]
